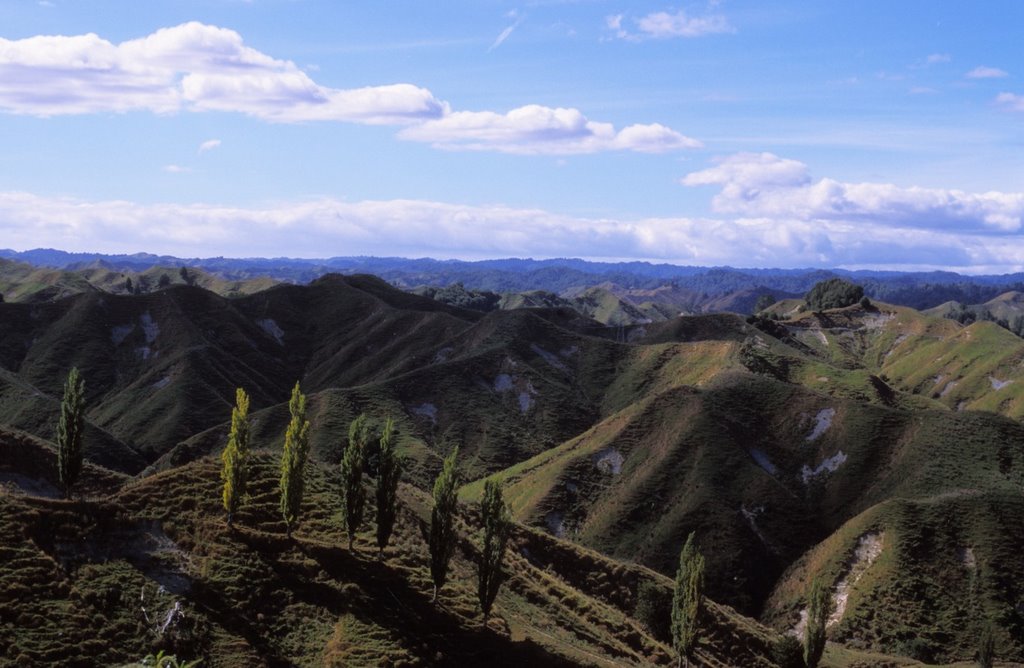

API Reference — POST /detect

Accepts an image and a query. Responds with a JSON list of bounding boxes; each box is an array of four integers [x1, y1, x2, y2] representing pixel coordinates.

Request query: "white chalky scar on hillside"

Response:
[[989, 376, 1012, 390], [593, 447, 624, 475], [741, 505, 772, 550], [801, 451, 847, 484], [257, 318, 284, 345], [749, 448, 778, 475], [140, 312, 160, 343], [828, 532, 884, 627], [545, 511, 565, 538], [111, 324, 135, 345], [530, 343, 568, 372], [493, 374, 514, 392], [805, 408, 835, 442], [518, 382, 537, 413], [409, 403, 437, 423]]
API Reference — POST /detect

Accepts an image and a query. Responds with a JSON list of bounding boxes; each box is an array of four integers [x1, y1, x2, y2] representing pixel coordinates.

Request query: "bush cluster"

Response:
[[805, 278, 864, 311]]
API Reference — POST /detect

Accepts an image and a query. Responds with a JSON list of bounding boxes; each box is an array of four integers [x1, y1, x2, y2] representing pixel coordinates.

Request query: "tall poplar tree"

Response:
[[279, 381, 311, 538], [671, 531, 705, 668], [57, 367, 85, 500], [429, 446, 461, 602], [375, 417, 402, 556], [477, 479, 511, 620], [804, 576, 831, 668], [341, 414, 369, 550], [220, 388, 251, 527]]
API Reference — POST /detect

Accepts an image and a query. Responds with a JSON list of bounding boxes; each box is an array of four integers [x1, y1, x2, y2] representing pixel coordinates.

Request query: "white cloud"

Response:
[[0, 22, 446, 124], [4, 189, 1024, 272], [607, 10, 733, 41], [163, 164, 189, 173], [683, 152, 1024, 234], [198, 139, 221, 153], [924, 53, 951, 66], [489, 18, 522, 51], [0, 22, 698, 155], [398, 105, 701, 154], [966, 66, 1009, 79], [635, 10, 734, 38], [996, 92, 1024, 112]]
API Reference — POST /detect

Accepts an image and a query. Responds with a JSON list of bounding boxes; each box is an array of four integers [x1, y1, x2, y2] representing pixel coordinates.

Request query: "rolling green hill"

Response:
[[1, 273, 1023, 665], [0, 257, 277, 304]]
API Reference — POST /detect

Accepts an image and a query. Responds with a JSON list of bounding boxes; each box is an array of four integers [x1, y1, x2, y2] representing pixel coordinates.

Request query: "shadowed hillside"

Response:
[[1, 274, 1023, 665]]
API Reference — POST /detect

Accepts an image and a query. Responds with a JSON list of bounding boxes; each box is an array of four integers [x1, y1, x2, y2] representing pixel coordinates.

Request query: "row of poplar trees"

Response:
[[218, 382, 512, 619], [50, 368, 838, 662]]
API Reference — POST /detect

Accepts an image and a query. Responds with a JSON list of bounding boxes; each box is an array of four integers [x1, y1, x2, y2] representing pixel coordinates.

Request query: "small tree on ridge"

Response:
[[341, 414, 369, 550], [220, 387, 251, 527], [279, 381, 311, 538], [804, 575, 831, 668], [57, 367, 85, 500], [429, 446, 461, 602], [671, 531, 705, 668], [477, 479, 512, 620], [375, 417, 402, 557]]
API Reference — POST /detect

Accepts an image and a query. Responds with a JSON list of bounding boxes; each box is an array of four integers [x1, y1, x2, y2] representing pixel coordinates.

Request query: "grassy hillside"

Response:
[[0, 257, 278, 303], [2, 274, 1024, 665], [0, 444, 779, 667]]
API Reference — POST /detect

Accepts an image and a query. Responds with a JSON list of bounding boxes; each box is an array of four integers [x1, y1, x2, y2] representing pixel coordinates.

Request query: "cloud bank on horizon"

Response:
[[1, 4, 1022, 272], [3, 160, 1023, 272]]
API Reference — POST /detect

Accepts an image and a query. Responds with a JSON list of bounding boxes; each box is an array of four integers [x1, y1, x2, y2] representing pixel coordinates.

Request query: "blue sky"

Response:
[[0, 1, 1022, 271]]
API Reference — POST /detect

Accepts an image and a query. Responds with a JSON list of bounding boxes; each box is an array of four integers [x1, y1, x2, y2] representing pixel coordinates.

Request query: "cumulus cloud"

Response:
[[3, 190, 1024, 272], [682, 152, 1024, 234], [163, 164, 189, 173], [966, 66, 1008, 79], [198, 138, 221, 153], [996, 92, 1024, 112], [607, 10, 733, 41], [0, 22, 697, 155], [0, 23, 446, 123], [398, 105, 701, 154]]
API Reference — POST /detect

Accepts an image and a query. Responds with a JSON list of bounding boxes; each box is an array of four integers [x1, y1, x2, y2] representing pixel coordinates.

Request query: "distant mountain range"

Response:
[[3, 248, 1024, 311]]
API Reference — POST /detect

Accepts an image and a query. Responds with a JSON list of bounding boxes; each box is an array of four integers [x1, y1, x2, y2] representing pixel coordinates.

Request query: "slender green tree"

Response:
[[804, 576, 831, 668], [477, 479, 512, 620], [57, 367, 86, 500], [670, 531, 705, 668], [429, 446, 461, 602], [341, 414, 369, 550], [279, 381, 311, 538], [375, 417, 402, 556], [220, 388, 251, 527]]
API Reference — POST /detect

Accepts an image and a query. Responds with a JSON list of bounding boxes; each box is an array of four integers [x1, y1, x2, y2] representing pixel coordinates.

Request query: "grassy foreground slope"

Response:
[[0, 437, 777, 667]]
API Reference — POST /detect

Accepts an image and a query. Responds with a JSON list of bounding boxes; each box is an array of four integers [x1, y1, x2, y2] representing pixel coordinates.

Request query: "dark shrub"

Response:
[[805, 278, 864, 311]]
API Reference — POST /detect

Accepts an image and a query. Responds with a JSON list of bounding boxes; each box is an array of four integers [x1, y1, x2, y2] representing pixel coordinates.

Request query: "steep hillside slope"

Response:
[[3, 274, 1024, 665], [0, 276, 479, 463], [0, 447, 778, 667]]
